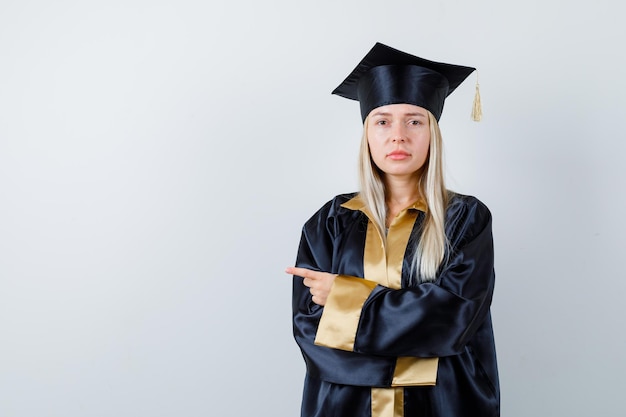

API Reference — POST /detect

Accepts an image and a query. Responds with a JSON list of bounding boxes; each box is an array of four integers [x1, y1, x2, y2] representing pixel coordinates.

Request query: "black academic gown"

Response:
[[292, 192, 499, 417]]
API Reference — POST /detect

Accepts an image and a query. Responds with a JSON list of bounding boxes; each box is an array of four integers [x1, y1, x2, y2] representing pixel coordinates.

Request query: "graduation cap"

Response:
[[332, 42, 481, 122]]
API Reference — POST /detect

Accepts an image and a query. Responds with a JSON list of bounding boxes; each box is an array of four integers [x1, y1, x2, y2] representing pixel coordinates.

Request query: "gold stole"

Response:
[[344, 196, 438, 417]]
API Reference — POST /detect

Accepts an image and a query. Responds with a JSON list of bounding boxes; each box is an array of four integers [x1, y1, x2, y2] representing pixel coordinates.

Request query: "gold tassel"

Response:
[[471, 73, 482, 122]]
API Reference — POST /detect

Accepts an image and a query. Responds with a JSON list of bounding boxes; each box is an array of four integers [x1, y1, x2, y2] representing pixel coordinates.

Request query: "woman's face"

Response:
[[366, 103, 431, 179]]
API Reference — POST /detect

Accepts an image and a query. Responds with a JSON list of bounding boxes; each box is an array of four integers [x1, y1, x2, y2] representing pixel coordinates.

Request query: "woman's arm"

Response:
[[290, 196, 401, 386], [311, 198, 495, 358]]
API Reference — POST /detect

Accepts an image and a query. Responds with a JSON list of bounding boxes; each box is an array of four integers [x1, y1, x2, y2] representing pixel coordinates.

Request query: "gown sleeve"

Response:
[[314, 196, 496, 358], [292, 196, 400, 385]]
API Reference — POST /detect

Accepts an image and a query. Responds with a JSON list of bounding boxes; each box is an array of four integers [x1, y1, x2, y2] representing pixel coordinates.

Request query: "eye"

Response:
[[409, 120, 421, 126], [376, 120, 388, 126]]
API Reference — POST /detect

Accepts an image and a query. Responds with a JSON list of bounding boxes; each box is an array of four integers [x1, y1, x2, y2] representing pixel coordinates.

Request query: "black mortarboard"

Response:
[[332, 42, 477, 122]]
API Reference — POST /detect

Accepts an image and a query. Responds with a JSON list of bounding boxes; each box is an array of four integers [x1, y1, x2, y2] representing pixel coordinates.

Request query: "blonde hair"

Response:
[[358, 111, 449, 283]]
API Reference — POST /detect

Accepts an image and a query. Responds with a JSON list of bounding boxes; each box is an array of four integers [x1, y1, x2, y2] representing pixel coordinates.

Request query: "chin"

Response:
[[382, 169, 422, 177]]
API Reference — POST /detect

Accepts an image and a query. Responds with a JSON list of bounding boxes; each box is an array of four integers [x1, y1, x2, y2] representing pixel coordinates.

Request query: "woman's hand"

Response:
[[286, 267, 337, 306]]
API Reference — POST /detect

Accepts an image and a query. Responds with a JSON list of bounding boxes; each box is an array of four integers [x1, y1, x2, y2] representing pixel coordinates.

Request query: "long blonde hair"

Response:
[[358, 111, 449, 283]]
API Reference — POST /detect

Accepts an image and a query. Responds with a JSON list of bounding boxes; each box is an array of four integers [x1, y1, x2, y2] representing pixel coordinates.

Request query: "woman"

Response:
[[286, 42, 499, 417]]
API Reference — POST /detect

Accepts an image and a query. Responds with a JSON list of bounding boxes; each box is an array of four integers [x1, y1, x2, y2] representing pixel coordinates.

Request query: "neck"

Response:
[[383, 174, 421, 228], [384, 174, 421, 207]]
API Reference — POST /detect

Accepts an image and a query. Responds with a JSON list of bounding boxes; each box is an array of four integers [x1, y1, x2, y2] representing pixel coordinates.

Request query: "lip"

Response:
[[387, 150, 411, 160]]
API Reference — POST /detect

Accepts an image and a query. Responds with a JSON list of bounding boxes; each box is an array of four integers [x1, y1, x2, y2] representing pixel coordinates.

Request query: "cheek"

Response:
[[367, 140, 385, 165], [419, 143, 431, 159], [410, 141, 430, 168], [417, 136, 431, 157]]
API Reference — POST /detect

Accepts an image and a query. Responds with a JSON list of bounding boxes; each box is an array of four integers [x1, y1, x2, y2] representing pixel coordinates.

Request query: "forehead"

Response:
[[368, 103, 429, 117]]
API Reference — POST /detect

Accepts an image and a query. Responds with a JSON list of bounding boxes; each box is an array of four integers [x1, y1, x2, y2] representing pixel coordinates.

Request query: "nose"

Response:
[[391, 126, 406, 142]]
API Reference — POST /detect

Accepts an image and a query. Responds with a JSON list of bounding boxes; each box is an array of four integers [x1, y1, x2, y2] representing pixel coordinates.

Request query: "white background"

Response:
[[1, 0, 625, 416]]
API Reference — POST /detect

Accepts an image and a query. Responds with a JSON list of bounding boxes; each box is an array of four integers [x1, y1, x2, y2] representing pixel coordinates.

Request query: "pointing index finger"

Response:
[[285, 266, 314, 278]]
